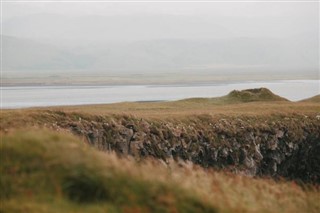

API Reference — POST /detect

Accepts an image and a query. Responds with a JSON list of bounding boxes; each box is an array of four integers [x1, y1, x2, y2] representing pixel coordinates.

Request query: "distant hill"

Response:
[[2, 35, 318, 77], [299, 95, 320, 103], [180, 88, 289, 104], [2, 35, 79, 71]]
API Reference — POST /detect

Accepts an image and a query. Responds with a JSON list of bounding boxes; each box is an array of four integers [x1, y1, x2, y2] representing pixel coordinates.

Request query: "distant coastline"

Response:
[[2, 72, 318, 87]]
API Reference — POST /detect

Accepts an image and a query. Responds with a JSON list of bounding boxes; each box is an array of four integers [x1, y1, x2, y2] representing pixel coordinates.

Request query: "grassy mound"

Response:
[[179, 88, 288, 105], [1, 130, 320, 213], [300, 95, 320, 103], [224, 88, 289, 103]]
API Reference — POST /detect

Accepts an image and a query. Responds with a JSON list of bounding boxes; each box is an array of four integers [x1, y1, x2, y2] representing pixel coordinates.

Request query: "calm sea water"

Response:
[[1, 80, 319, 109]]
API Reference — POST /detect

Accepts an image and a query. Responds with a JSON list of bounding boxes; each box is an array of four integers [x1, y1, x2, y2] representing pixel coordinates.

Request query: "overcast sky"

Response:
[[2, 1, 319, 18], [1, 1, 319, 76], [2, 1, 319, 40]]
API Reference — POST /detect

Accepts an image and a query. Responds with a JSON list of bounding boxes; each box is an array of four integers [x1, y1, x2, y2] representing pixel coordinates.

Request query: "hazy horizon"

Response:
[[1, 1, 319, 85]]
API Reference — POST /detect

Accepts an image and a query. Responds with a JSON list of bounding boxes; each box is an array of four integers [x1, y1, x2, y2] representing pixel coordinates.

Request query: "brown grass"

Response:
[[1, 100, 320, 127], [1, 130, 319, 213], [300, 95, 320, 103]]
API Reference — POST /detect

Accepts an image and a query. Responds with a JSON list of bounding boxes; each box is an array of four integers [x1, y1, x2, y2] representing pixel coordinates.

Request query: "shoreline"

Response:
[[1, 80, 319, 109]]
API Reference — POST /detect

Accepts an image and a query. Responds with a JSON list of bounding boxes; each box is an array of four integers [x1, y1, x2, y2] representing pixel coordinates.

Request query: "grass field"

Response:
[[1, 90, 320, 127]]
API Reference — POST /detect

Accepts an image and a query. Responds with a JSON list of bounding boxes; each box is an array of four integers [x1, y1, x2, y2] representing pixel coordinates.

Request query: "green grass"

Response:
[[225, 88, 289, 102], [1, 130, 320, 213]]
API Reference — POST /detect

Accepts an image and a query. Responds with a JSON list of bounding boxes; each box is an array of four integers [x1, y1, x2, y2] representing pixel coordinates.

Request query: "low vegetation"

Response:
[[300, 94, 320, 103], [1, 130, 319, 213], [1, 89, 319, 128]]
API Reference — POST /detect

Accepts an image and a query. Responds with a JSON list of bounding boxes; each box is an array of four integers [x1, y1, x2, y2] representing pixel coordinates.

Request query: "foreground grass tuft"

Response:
[[0, 130, 216, 213]]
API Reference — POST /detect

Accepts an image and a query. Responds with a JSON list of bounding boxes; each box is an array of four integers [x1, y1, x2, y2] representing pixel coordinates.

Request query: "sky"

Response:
[[1, 0, 319, 78], [2, 1, 319, 40], [2, 1, 318, 18]]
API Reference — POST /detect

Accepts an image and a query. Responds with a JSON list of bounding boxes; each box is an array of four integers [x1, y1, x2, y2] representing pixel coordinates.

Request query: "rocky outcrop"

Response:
[[59, 114, 320, 183]]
